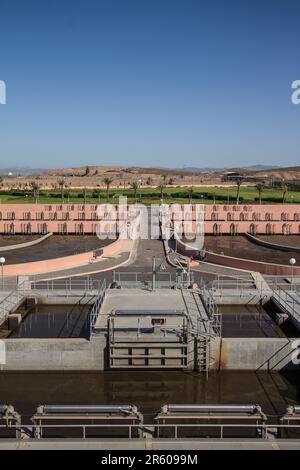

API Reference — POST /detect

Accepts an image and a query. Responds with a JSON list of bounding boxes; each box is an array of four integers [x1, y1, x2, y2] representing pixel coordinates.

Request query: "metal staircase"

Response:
[[196, 332, 210, 375], [180, 288, 215, 375]]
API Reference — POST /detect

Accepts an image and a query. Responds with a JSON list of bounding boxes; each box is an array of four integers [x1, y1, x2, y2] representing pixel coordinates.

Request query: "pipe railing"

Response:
[[30, 277, 103, 294], [0, 281, 27, 322], [89, 279, 106, 335], [201, 286, 222, 336], [1, 422, 300, 440], [272, 285, 300, 325]]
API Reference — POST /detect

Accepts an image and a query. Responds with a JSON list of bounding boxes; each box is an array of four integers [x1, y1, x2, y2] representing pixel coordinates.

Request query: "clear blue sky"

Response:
[[0, 0, 300, 169]]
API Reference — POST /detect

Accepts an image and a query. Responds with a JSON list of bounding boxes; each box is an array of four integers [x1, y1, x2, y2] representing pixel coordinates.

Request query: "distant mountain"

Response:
[[181, 165, 281, 173], [0, 167, 46, 176]]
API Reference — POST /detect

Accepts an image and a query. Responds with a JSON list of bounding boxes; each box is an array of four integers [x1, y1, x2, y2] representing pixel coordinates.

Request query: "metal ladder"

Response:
[[196, 333, 210, 376]]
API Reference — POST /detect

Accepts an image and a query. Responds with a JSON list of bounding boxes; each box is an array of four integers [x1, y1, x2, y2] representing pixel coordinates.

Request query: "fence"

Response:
[[201, 286, 222, 336], [30, 277, 103, 295], [1, 422, 300, 440], [0, 286, 26, 323], [89, 279, 106, 335]]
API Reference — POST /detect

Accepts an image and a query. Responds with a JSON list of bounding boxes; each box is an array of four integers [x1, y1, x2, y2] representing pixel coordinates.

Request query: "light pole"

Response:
[[0, 257, 5, 290], [289, 257, 296, 285]]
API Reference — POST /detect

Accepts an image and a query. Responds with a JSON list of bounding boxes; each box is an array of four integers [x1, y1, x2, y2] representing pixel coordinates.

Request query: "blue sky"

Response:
[[0, 0, 300, 169]]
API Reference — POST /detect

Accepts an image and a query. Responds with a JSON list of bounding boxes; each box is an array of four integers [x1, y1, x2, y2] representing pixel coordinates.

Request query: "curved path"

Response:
[[245, 232, 300, 253], [0, 232, 52, 253]]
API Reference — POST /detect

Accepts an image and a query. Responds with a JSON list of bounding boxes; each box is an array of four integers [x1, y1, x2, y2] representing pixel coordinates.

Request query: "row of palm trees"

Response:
[[235, 179, 288, 205], [1, 175, 290, 205]]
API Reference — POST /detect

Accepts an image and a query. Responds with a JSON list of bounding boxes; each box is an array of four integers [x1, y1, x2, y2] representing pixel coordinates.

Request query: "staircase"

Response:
[[181, 289, 213, 374], [272, 288, 300, 332], [196, 333, 210, 374]]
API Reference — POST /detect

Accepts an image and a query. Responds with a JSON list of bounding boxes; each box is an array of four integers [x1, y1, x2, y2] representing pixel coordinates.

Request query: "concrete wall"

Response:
[[245, 232, 300, 253], [1, 202, 300, 235], [203, 251, 300, 276], [172, 203, 300, 235], [219, 337, 300, 370], [0, 336, 105, 371], [176, 236, 300, 275], [0, 232, 53, 252], [2, 237, 130, 276], [0, 203, 130, 235], [213, 291, 272, 305], [1, 334, 298, 371]]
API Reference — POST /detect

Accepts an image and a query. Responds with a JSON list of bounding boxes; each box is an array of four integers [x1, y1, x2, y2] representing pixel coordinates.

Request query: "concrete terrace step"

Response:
[[29, 251, 131, 281]]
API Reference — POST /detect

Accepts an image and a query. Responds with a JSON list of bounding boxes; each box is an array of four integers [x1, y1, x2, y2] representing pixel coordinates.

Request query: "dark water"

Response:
[[259, 235, 300, 248], [219, 303, 300, 338], [10, 304, 91, 338], [204, 235, 299, 264], [3, 235, 114, 264], [0, 235, 40, 247], [0, 370, 299, 424]]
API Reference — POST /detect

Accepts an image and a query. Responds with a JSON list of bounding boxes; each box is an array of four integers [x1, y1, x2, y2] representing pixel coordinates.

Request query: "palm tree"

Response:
[[83, 187, 87, 204], [281, 183, 288, 203], [235, 177, 244, 204], [103, 177, 113, 202], [131, 181, 140, 203], [30, 181, 39, 203], [188, 186, 194, 203], [256, 183, 265, 204], [57, 178, 65, 203], [157, 183, 165, 202]]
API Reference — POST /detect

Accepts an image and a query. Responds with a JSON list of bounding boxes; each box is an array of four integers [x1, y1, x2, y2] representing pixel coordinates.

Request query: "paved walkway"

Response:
[[0, 438, 299, 450], [29, 251, 131, 281], [192, 261, 253, 279]]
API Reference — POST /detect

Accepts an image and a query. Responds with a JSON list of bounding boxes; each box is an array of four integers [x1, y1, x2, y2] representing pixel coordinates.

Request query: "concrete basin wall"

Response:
[[0, 336, 105, 371], [0, 232, 53, 252], [219, 337, 300, 370], [175, 236, 300, 275], [245, 232, 300, 253], [2, 237, 128, 276], [1, 335, 299, 371]]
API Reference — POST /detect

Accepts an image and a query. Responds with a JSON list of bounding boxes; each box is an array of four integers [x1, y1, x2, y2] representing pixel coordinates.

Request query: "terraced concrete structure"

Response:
[[0, 203, 300, 235]]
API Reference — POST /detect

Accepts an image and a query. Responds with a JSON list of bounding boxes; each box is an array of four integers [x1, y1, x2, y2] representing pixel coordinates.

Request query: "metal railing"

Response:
[[89, 279, 106, 335], [30, 277, 103, 294], [113, 271, 176, 288], [272, 285, 300, 326], [211, 277, 256, 291], [268, 277, 300, 293], [1, 422, 300, 440], [0, 281, 27, 323], [201, 286, 222, 336]]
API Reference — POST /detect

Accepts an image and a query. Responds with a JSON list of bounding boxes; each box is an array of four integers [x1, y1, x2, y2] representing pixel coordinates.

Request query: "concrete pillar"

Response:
[[8, 313, 22, 330]]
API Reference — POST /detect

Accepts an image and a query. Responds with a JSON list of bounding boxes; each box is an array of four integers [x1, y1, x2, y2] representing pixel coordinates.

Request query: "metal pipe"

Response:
[[37, 404, 138, 415], [161, 404, 262, 414], [285, 405, 300, 416]]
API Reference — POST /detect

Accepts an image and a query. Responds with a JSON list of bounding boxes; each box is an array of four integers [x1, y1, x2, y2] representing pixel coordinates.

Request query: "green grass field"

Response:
[[0, 186, 299, 205]]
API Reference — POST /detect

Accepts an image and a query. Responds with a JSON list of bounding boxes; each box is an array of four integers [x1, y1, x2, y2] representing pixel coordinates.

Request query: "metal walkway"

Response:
[[272, 288, 300, 331]]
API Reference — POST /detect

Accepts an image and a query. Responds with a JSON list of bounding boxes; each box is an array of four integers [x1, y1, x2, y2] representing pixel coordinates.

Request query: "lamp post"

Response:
[[289, 257, 296, 285], [0, 257, 5, 290]]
